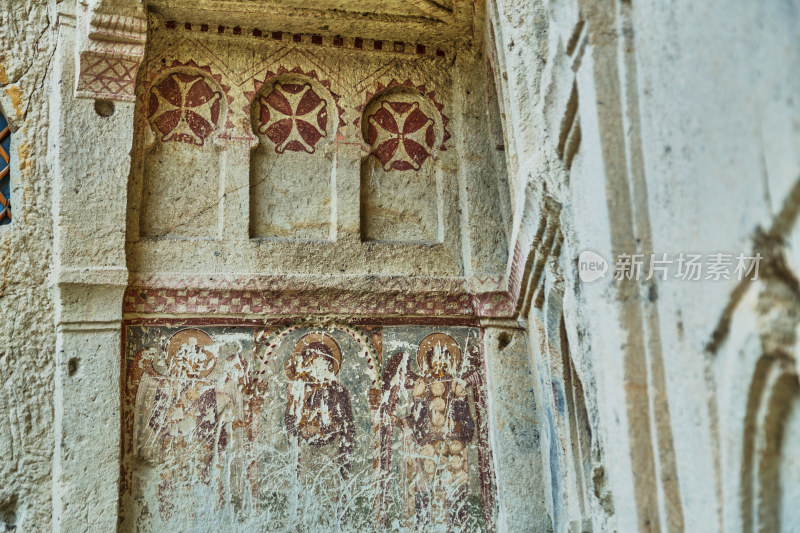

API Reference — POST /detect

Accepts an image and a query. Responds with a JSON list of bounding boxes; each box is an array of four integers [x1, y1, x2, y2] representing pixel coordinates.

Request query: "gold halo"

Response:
[[417, 333, 462, 376], [166, 328, 215, 378], [286, 332, 343, 379]]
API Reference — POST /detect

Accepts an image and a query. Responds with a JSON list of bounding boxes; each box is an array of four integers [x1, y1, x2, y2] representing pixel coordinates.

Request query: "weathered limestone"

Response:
[[1, 0, 800, 531], [0, 1, 55, 529], [49, 3, 137, 529], [483, 325, 549, 532]]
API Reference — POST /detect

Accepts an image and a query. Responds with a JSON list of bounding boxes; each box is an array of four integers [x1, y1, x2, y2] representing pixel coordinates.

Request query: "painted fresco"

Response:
[[120, 322, 495, 532]]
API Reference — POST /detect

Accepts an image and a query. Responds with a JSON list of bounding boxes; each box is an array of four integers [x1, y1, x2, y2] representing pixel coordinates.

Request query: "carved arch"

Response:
[[247, 70, 340, 240], [741, 350, 800, 532], [360, 86, 443, 172], [146, 68, 227, 147], [138, 64, 229, 238], [250, 74, 338, 155], [358, 84, 447, 243]]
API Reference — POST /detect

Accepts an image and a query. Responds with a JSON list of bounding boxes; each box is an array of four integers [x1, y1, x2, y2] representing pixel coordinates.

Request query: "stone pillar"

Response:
[[452, 36, 510, 280], [483, 324, 550, 532], [220, 138, 255, 240], [335, 142, 363, 242], [49, 2, 144, 529], [53, 273, 127, 531]]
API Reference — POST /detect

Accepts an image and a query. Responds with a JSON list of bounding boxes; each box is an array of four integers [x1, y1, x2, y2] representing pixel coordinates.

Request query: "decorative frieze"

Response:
[[76, 11, 147, 102]]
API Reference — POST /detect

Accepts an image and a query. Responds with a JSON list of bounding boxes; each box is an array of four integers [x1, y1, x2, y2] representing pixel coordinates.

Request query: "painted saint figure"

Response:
[[284, 333, 355, 477], [379, 333, 477, 530], [132, 329, 243, 520]]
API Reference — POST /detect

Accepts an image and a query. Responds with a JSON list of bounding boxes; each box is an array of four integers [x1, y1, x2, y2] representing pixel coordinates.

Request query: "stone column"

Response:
[[49, 2, 144, 529], [334, 142, 362, 242], [482, 324, 550, 532], [220, 138, 255, 240]]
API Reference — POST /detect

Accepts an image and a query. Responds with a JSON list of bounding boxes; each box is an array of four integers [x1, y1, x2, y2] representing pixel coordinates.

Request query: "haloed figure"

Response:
[[284, 333, 355, 479], [381, 333, 475, 530], [133, 329, 238, 520]]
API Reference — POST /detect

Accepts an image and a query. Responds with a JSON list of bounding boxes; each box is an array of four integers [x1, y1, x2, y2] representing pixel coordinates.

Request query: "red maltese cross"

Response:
[[366, 100, 435, 171], [148, 73, 223, 146], [257, 83, 328, 154]]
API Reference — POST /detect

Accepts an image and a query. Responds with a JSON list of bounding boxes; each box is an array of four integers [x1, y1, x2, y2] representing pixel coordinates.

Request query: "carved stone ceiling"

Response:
[[145, 0, 475, 46]]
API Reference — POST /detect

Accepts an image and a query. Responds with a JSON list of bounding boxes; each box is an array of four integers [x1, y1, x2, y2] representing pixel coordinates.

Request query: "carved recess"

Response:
[[140, 66, 228, 238], [249, 73, 339, 240], [360, 86, 445, 243], [76, 8, 147, 102]]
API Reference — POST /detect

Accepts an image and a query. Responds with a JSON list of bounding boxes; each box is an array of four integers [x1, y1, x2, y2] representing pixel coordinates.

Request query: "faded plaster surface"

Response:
[[120, 322, 495, 531], [496, 0, 800, 531]]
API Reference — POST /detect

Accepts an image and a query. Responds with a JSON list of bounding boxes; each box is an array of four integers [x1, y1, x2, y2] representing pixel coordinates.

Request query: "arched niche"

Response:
[[140, 68, 226, 238], [360, 87, 444, 244], [742, 351, 800, 532], [559, 316, 594, 527], [249, 75, 338, 240]]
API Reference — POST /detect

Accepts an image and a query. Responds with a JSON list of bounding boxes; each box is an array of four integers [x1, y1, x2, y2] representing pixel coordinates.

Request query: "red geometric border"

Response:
[[123, 286, 475, 317], [122, 242, 524, 320], [162, 20, 449, 61]]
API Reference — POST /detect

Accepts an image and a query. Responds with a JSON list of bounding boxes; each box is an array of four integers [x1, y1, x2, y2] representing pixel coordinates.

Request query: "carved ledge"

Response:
[[145, 0, 469, 46], [55, 267, 129, 326], [76, 5, 147, 102]]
